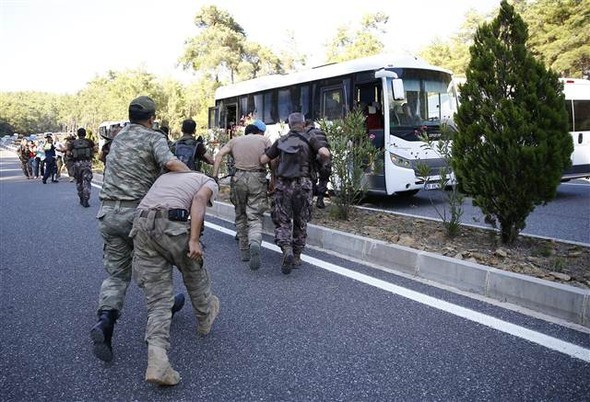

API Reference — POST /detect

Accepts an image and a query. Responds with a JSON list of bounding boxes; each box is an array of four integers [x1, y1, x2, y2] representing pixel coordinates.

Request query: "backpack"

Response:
[[71, 139, 92, 160], [276, 132, 313, 179], [174, 139, 200, 171]]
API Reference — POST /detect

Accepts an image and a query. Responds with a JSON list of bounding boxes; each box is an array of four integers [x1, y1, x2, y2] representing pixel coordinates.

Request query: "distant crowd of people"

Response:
[[16, 129, 97, 206]]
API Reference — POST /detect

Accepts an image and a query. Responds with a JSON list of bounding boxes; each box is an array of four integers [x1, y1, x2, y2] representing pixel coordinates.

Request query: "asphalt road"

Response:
[[1, 150, 589, 401], [360, 180, 590, 245]]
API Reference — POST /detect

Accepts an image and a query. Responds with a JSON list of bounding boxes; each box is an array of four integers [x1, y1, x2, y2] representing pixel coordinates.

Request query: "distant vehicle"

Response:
[[97, 120, 128, 150], [560, 78, 590, 180]]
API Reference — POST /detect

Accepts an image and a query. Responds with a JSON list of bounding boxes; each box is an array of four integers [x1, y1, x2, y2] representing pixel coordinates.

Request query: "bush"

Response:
[[321, 109, 379, 220]]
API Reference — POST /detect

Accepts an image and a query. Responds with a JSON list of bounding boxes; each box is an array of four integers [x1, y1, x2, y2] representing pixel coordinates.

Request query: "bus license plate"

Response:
[[424, 182, 441, 190]]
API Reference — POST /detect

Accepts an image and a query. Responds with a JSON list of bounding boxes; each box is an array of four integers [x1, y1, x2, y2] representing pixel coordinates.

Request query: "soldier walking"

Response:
[[260, 113, 330, 274], [305, 120, 332, 209], [131, 171, 219, 386], [212, 121, 271, 270], [91, 96, 190, 363], [68, 128, 96, 207]]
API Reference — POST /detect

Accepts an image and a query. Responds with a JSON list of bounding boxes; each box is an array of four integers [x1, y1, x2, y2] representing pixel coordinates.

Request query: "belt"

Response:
[[236, 168, 266, 173], [102, 199, 140, 208], [139, 208, 189, 222]]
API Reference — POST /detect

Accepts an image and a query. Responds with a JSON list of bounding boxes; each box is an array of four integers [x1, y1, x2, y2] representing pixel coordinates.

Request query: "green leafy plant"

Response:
[[416, 123, 464, 237], [321, 109, 379, 220]]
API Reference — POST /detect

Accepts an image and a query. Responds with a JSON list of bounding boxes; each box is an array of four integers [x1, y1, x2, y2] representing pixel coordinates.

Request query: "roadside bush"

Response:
[[321, 109, 379, 220]]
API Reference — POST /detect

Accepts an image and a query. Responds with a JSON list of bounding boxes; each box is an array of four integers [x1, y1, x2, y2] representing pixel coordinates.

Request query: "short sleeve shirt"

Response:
[[138, 171, 218, 210], [220, 134, 271, 171], [99, 123, 177, 201]]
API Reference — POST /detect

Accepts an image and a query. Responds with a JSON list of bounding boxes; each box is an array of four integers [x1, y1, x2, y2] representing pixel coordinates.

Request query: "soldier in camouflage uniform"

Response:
[[91, 96, 191, 363], [68, 128, 96, 207], [305, 120, 332, 209], [212, 121, 271, 270], [131, 171, 219, 386], [260, 113, 330, 274], [63, 134, 76, 181]]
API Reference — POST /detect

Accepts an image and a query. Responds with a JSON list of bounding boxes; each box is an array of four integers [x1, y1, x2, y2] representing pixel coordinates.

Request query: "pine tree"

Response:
[[452, 0, 573, 245]]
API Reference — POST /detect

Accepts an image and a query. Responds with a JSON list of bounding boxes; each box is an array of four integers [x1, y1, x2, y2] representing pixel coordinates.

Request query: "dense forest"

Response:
[[1, 0, 588, 138]]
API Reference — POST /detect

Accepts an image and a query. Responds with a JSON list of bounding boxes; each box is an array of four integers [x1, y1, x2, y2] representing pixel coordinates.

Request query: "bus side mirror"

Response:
[[392, 78, 405, 100]]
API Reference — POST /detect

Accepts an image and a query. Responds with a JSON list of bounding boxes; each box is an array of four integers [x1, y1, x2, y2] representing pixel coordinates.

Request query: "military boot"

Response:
[[281, 246, 294, 275], [145, 344, 180, 386], [90, 309, 118, 362], [293, 253, 302, 268], [171, 293, 185, 317], [249, 243, 260, 270]]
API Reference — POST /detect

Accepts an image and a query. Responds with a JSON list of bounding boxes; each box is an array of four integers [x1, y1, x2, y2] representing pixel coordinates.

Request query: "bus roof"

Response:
[[215, 53, 452, 100]]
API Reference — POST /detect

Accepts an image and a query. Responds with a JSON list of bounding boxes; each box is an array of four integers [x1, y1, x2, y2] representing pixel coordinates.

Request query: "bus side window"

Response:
[[322, 86, 344, 120]]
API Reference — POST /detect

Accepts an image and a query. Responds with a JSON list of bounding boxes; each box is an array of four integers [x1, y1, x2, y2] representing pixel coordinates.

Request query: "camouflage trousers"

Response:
[[96, 204, 136, 316], [271, 177, 313, 254], [131, 210, 213, 350], [74, 160, 93, 202], [230, 171, 268, 251], [20, 159, 32, 178]]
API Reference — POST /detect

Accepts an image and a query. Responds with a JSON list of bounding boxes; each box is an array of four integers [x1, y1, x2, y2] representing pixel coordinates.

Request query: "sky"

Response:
[[0, 0, 501, 94]]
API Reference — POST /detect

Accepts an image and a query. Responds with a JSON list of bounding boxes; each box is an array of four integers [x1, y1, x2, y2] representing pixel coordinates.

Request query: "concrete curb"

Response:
[[208, 201, 590, 328]]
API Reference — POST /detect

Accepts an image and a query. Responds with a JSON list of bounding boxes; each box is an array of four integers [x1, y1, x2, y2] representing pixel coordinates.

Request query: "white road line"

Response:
[[206, 221, 590, 363]]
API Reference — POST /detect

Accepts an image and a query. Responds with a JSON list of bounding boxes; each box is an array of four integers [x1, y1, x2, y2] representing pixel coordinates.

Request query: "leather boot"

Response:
[[145, 344, 180, 386], [90, 309, 118, 362], [171, 293, 185, 317]]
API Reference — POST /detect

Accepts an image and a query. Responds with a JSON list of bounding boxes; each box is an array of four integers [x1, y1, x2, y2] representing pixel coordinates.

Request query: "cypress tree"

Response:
[[452, 0, 573, 245]]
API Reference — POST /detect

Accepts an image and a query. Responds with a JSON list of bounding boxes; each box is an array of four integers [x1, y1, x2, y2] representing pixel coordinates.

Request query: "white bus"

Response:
[[560, 78, 590, 180], [208, 54, 459, 196]]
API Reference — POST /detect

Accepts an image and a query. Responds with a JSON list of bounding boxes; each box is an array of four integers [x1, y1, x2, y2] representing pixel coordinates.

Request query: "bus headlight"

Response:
[[389, 152, 411, 168]]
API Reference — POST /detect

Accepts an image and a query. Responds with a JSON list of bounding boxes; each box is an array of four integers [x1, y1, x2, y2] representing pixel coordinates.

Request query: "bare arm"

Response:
[[260, 153, 271, 165], [318, 146, 330, 161], [187, 186, 214, 260], [203, 153, 215, 166], [165, 159, 191, 172], [212, 147, 231, 178]]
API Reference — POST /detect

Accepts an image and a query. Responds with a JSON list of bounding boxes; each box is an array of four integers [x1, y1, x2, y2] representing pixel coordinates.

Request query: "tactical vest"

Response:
[[71, 138, 92, 160], [276, 131, 314, 179]]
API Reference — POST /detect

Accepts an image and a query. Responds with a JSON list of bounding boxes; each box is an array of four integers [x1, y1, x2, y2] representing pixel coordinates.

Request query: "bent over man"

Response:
[[131, 171, 219, 386], [91, 96, 190, 363], [260, 113, 330, 274], [212, 120, 271, 270]]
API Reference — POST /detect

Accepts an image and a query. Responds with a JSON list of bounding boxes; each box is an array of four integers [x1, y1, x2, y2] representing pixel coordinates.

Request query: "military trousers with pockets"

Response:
[[74, 160, 93, 202], [271, 177, 313, 255], [96, 204, 136, 316], [229, 170, 268, 251], [131, 210, 213, 350]]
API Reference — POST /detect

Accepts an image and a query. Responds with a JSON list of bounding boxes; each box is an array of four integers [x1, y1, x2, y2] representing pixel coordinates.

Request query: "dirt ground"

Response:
[[216, 187, 590, 289]]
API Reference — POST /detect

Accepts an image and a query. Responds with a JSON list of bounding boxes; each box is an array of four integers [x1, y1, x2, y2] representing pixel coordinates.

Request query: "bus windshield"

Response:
[[387, 69, 457, 141]]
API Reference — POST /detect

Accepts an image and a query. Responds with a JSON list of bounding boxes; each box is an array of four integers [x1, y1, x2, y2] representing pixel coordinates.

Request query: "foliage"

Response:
[[179, 5, 284, 84], [421, 0, 589, 78], [321, 109, 379, 220], [453, 1, 573, 245], [419, 9, 487, 76], [516, 0, 590, 77], [415, 124, 464, 237], [325, 12, 388, 63]]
